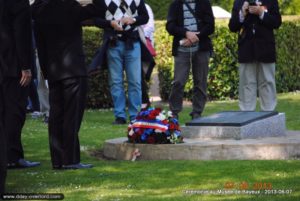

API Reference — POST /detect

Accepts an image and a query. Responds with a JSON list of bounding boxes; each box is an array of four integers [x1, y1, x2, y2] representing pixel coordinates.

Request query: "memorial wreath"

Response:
[[127, 106, 183, 144]]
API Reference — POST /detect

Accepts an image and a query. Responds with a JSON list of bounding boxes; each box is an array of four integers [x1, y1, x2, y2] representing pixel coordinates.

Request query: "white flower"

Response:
[[167, 111, 173, 118], [156, 113, 166, 121], [128, 129, 134, 136]]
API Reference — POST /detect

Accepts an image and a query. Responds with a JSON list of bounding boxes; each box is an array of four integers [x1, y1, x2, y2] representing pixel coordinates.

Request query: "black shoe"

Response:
[[113, 117, 126, 125], [43, 116, 49, 124], [190, 112, 201, 120], [52, 165, 62, 170], [7, 159, 40, 169], [62, 163, 93, 170]]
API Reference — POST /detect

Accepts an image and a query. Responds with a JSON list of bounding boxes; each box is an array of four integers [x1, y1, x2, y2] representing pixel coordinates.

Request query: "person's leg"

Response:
[[141, 63, 150, 106], [257, 63, 277, 111], [61, 77, 87, 165], [191, 51, 210, 117], [169, 52, 191, 116], [124, 42, 142, 121], [3, 78, 28, 163], [0, 86, 6, 194], [107, 41, 126, 121], [28, 79, 40, 113], [48, 81, 64, 168], [38, 79, 50, 123], [238, 63, 258, 111], [36, 57, 50, 119]]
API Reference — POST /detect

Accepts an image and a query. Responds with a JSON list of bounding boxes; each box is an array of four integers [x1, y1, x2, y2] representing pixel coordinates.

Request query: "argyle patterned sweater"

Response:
[[93, 0, 149, 32]]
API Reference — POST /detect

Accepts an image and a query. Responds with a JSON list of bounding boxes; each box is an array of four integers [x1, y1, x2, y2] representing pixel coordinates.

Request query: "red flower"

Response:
[[148, 110, 159, 119], [161, 120, 168, 125], [169, 123, 175, 130], [128, 133, 137, 142], [147, 136, 156, 144], [154, 107, 162, 113]]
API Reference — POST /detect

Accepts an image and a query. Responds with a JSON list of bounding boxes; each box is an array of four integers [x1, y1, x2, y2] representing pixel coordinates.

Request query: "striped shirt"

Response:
[[178, 0, 199, 52]]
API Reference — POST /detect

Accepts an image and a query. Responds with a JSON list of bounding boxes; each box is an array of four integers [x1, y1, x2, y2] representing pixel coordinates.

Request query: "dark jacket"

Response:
[[228, 0, 281, 63], [166, 0, 215, 56], [31, 0, 102, 82], [89, 0, 154, 80], [0, 0, 32, 78]]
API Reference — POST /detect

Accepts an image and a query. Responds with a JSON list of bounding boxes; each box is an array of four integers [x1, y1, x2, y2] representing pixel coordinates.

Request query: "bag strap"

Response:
[[182, 0, 202, 24], [183, 1, 197, 18], [120, 0, 147, 44]]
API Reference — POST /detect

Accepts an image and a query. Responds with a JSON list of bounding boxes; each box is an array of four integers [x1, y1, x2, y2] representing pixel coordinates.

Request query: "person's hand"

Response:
[[185, 31, 200, 44], [180, 39, 193, 47], [110, 20, 123, 31], [20, 69, 32, 87], [120, 17, 135, 25], [248, 4, 264, 16], [241, 1, 249, 17]]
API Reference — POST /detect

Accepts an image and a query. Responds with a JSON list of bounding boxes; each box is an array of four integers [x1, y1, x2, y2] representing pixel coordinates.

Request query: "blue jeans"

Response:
[[107, 40, 141, 121]]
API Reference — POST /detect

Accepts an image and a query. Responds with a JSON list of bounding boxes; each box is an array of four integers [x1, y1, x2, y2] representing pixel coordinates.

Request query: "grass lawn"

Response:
[[5, 92, 300, 201]]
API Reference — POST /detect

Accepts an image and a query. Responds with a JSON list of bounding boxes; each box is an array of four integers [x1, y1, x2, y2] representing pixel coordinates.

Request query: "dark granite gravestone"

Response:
[[182, 111, 286, 139], [186, 111, 278, 126]]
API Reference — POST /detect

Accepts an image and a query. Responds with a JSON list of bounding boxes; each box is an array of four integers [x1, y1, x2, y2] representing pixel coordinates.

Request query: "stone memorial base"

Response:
[[103, 131, 300, 160], [102, 111, 300, 160], [182, 111, 286, 139]]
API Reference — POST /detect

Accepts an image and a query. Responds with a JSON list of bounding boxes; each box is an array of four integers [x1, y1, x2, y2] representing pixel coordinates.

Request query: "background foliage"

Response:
[[83, 18, 300, 107], [145, 0, 300, 20], [154, 19, 300, 101], [83, 27, 113, 109]]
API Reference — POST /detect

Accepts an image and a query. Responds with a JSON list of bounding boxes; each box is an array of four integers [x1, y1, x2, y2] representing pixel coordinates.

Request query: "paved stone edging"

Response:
[[103, 131, 300, 160]]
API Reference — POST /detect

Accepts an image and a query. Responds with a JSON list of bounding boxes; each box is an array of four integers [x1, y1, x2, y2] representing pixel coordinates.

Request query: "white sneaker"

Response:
[[31, 111, 42, 119]]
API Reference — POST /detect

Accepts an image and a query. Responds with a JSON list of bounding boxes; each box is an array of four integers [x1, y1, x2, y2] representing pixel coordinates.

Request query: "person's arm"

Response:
[[229, 0, 244, 33], [132, 0, 149, 26], [166, 1, 187, 38], [90, 0, 117, 29], [13, 0, 32, 86], [143, 4, 155, 39], [33, 23, 48, 81], [258, 0, 281, 29], [196, 0, 215, 40], [121, 0, 149, 27]]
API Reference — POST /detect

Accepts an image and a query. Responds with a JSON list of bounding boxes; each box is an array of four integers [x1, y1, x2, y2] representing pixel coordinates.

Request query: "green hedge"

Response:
[[154, 20, 300, 101], [83, 20, 300, 108], [83, 27, 113, 109], [146, 0, 300, 20], [275, 21, 300, 92]]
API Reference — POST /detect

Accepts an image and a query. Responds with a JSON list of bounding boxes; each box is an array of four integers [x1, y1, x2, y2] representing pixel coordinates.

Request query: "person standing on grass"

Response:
[[0, 0, 40, 170], [0, 0, 6, 193], [229, 0, 281, 111], [32, 0, 103, 170], [141, 3, 156, 108], [166, 0, 215, 120], [91, 0, 149, 125]]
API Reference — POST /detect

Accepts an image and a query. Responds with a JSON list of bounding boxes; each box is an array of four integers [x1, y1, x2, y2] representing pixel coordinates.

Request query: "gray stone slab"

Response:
[[186, 111, 278, 126], [182, 113, 286, 140], [102, 131, 300, 160]]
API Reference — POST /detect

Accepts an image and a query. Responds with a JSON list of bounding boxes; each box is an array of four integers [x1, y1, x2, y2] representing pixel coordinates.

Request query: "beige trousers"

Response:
[[239, 63, 277, 111]]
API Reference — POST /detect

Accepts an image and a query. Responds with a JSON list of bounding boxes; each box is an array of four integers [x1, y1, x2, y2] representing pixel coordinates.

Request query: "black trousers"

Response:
[[28, 79, 40, 112], [48, 77, 87, 167], [141, 70, 149, 104], [3, 78, 28, 163], [0, 86, 6, 195]]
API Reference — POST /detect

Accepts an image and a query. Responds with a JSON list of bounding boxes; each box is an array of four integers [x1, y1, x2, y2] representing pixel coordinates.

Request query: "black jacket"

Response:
[[0, 0, 32, 78], [31, 0, 102, 82], [166, 0, 215, 56], [228, 0, 281, 63]]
